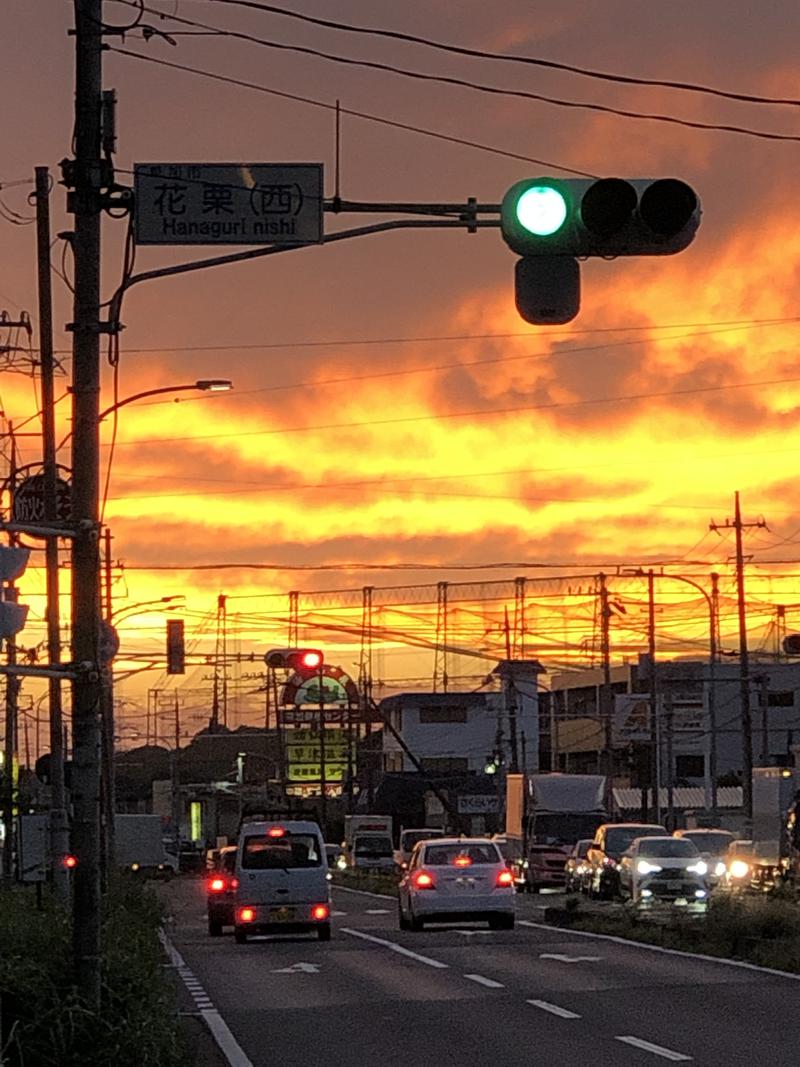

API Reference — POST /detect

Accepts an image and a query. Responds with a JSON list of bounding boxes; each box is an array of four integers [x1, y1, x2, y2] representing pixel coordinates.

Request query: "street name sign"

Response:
[[134, 163, 324, 245]]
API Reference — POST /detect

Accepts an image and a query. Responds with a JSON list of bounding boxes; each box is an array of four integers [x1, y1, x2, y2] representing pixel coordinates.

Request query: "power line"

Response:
[[107, 47, 595, 176], [97, 370, 800, 447], [109, 13, 800, 143], [188, 0, 800, 111]]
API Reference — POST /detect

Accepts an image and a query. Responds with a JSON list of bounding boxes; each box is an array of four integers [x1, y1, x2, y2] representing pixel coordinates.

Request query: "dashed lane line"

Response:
[[464, 973, 504, 989], [527, 999, 581, 1019], [616, 1036, 692, 1061], [341, 927, 449, 968], [332, 884, 395, 901], [159, 930, 254, 1067]]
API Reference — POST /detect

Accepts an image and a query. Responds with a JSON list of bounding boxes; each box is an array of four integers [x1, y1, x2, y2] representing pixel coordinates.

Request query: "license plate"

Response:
[[269, 905, 296, 922]]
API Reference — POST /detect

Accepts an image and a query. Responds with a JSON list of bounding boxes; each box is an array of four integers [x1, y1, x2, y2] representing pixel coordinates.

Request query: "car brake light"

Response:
[[412, 870, 436, 889], [238, 907, 255, 923], [232, 878, 239, 889], [453, 855, 472, 867], [209, 877, 226, 892], [496, 869, 514, 887], [268, 826, 285, 837], [312, 904, 329, 921]]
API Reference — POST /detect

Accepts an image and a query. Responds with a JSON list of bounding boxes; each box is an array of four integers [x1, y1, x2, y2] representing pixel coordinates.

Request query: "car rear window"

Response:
[[355, 835, 393, 856], [680, 832, 735, 854], [424, 843, 501, 866], [242, 833, 321, 869]]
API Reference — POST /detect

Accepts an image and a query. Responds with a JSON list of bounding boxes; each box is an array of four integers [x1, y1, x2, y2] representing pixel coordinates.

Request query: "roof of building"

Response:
[[613, 786, 743, 810], [378, 692, 489, 709]]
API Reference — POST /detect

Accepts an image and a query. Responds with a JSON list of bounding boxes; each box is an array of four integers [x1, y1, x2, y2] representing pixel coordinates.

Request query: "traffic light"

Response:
[[264, 648, 324, 671], [166, 619, 185, 674], [0, 546, 30, 639], [501, 177, 701, 258]]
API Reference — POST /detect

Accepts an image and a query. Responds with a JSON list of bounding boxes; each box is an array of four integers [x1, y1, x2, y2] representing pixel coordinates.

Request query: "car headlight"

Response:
[[714, 861, 727, 877], [687, 861, 707, 876], [637, 861, 662, 875], [729, 859, 750, 879]]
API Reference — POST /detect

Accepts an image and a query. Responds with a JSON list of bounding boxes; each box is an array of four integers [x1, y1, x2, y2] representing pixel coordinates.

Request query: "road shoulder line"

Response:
[[159, 929, 255, 1067], [527, 999, 581, 1019], [517, 919, 800, 983], [464, 973, 504, 988], [333, 883, 396, 901], [616, 1035, 692, 1061]]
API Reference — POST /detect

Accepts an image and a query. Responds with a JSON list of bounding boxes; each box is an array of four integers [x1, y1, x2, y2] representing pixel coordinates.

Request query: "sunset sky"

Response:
[[3, 2, 800, 746]]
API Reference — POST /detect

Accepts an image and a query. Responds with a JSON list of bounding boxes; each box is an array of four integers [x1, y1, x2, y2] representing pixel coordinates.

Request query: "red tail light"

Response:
[[412, 869, 436, 889], [232, 878, 239, 889], [208, 877, 226, 893], [62, 854, 78, 869], [268, 826, 285, 837], [312, 904, 330, 921], [496, 869, 514, 887], [238, 907, 255, 923], [453, 855, 472, 868]]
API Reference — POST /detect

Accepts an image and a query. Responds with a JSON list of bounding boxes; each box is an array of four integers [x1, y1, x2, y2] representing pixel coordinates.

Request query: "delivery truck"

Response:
[[115, 814, 177, 878], [343, 814, 395, 871]]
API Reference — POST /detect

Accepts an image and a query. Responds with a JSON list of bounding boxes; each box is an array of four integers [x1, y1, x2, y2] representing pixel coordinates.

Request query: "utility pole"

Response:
[[598, 574, 613, 796], [171, 693, 181, 860], [35, 165, 70, 898], [710, 492, 766, 824], [68, 0, 104, 1008], [318, 660, 327, 836], [100, 526, 115, 872], [646, 569, 659, 823], [2, 429, 19, 884], [709, 572, 720, 817]]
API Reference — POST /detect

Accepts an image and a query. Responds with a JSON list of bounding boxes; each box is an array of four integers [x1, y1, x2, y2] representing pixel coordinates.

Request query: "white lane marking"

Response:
[[539, 953, 602, 963], [331, 910, 347, 917], [159, 930, 255, 1067], [456, 930, 492, 937], [527, 999, 581, 1019], [517, 919, 800, 983], [341, 927, 448, 968], [271, 962, 321, 974], [333, 884, 395, 901], [616, 1036, 692, 1061], [464, 973, 504, 989]]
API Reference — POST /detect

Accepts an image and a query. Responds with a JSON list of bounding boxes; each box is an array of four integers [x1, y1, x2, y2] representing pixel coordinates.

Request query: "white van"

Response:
[[234, 820, 331, 943]]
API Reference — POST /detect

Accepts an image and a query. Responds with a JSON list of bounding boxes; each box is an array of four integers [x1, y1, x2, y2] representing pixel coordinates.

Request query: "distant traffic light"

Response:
[[166, 619, 185, 674], [0, 546, 30, 639], [264, 648, 324, 671], [501, 177, 700, 258]]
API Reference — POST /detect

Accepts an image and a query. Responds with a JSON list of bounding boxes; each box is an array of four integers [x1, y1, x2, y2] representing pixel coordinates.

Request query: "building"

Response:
[[540, 654, 800, 792]]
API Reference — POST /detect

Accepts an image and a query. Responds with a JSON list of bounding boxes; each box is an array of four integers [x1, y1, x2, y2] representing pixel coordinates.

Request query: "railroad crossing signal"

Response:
[[500, 177, 701, 324], [264, 648, 324, 671], [0, 546, 30, 639]]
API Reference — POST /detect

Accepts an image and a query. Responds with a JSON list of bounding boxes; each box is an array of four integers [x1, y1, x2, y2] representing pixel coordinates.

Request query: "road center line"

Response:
[[527, 999, 581, 1019], [341, 927, 449, 968], [616, 1036, 692, 1061], [464, 973, 504, 989]]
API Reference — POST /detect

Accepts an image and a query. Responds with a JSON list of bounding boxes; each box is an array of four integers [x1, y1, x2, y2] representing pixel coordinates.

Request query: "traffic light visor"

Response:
[[515, 185, 568, 236]]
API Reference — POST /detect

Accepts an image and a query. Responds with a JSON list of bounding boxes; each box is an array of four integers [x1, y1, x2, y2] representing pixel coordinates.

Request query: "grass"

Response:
[[550, 891, 800, 973], [332, 867, 400, 897], [0, 875, 190, 1067]]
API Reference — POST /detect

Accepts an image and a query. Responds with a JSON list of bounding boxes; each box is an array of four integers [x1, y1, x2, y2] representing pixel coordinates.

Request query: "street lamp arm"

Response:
[[98, 379, 232, 421]]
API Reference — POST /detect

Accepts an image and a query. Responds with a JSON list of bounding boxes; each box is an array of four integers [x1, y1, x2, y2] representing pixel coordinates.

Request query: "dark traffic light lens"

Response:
[[640, 179, 697, 235], [580, 178, 637, 237]]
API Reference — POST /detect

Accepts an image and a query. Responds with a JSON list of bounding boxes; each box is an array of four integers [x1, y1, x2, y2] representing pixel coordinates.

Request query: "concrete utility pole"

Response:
[[598, 573, 613, 790], [34, 165, 70, 898], [2, 430, 19, 884], [646, 569, 659, 823], [710, 493, 766, 824], [69, 0, 104, 1008]]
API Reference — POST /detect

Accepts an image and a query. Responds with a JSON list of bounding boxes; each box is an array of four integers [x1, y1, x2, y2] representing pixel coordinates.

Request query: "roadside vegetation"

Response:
[[0, 876, 189, 1067], [549, 890, 800, 973], [333, 868, 399, 897]]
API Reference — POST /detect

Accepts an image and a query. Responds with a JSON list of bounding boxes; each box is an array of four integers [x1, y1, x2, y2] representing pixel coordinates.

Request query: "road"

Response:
[[162, 878, 799, 1066]]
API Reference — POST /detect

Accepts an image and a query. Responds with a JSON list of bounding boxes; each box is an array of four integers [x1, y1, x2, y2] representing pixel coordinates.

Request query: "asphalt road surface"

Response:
[[162, 878, 800, 1066]]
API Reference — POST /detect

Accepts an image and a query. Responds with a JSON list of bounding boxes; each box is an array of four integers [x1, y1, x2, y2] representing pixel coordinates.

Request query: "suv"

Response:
[[586, 823, 667, 899]]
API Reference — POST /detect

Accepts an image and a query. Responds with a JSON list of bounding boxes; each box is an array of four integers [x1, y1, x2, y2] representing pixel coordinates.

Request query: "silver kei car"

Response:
[[398, 838, 515, 931]]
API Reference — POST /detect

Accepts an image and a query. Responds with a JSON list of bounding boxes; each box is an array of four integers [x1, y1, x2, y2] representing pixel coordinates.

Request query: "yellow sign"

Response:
[[287, 763, 347, 783]]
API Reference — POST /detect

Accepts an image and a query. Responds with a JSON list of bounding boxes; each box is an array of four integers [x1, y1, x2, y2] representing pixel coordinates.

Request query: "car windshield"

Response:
[[680, 832, 735, 854], [242, 833, 321, 869], [605, 826, 666, 855], [355, 835, 393, 856], [424, 843, 501, 866], [574, 841, 591, 858], [638, 838, 698, 858]]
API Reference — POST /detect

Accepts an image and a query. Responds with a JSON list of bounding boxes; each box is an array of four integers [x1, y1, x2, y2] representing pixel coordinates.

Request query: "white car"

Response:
[[618, 835, 708, 907], [398, 838, 515, 931]]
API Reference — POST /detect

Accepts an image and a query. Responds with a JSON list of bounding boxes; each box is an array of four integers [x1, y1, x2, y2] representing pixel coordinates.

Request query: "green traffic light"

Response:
[[515, 185, 568, 236]]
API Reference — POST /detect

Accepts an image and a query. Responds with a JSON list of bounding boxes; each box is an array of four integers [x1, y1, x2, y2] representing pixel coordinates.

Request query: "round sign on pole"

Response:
[[12, 472, 72, 527]]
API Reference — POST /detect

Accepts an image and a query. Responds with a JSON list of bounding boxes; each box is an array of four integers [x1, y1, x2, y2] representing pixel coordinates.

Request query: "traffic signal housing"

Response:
[[0, 546, 30, 639], [166, 619, 185, 674], [501, 177, 700, 258], [264, 648, 324, 671]]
